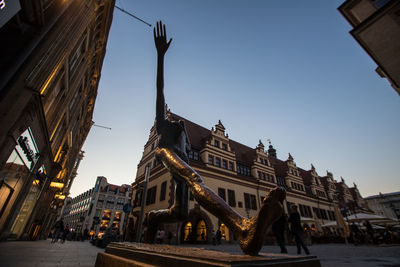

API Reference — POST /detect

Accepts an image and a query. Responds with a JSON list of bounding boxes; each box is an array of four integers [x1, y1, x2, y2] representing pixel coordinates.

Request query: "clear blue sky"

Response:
[[69, 0, 399, 198]]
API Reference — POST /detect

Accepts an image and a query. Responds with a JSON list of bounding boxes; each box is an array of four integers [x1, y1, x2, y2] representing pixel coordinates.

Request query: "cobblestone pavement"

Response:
[[184, 243, 400, 267], [0, 240, 399, 267], [0, 240, 103, 267]]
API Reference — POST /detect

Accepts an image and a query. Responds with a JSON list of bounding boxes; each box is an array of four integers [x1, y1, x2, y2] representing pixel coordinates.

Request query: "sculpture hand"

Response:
[[154, 21, 172, 56]]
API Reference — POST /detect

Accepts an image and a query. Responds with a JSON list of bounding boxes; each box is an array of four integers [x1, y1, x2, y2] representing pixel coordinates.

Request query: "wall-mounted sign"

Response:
[[0, 0, 21, 29]]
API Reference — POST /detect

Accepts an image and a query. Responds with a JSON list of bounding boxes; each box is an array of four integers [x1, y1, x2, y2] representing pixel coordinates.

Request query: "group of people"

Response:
[[350, 221, 399, 245], [272, 204, 310, 255], [50, 218, 91, 243], [50, 218, 69, 243], [211, 229, 222, 245], [155, 229, 174, 244]]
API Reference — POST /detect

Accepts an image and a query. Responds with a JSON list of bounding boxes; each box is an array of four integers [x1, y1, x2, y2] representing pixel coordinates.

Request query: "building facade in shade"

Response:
[[365, 192, 400, 219], [128, 112, 371, 244], [0, 0, 115, 241], [62, 177, 132, 238], [338, 0, 400, 95]]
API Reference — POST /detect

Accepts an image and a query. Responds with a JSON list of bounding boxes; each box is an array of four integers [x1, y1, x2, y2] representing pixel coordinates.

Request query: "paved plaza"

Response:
[[0, 240, 399, 267]]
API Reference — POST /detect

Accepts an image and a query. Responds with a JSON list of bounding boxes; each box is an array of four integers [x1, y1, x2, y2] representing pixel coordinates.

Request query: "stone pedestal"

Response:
[[95, 242, 321, 267]]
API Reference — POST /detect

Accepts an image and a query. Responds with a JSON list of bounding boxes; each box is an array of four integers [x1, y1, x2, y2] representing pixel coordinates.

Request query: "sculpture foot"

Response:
[[238, 187, 286, 256]]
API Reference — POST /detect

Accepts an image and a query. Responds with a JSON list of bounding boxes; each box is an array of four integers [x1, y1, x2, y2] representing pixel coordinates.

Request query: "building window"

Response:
[[146, 186, 157, 205], [228, 189, 236, 207], [244, 193, 257, 210], [228, 162, 233, 171], [193, 151, 199, 161], [222, 143, 227, 150], [208, 155, 214, 165], [250, 194, 257, 210], [215, 157, 221, 167], [237, 164, 251, 176], [222, 160, 227, 169], [238, 201, 243, 208], [218, 188, 226, 201], [160, 181, 167, 201], [189, 149, 200, 161], [214, 140, 219, 148]]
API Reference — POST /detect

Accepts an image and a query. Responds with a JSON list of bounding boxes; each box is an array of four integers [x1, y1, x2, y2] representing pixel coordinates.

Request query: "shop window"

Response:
[[196, 220, 207, 241], [102, 210, 111, 220], [219, 223, 228, 240], [183, 221, 192, 241]]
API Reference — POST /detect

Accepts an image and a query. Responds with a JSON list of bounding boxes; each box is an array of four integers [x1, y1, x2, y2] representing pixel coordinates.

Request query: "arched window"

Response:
[[196, 220, 207, 241], [183, 222, 192, 241]]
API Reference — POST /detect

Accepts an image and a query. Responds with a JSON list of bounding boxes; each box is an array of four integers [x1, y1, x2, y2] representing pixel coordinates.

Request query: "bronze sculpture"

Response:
[[146, 21, 286, 256]]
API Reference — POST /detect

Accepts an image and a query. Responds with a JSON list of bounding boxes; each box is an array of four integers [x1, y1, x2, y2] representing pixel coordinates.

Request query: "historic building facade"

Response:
[[338, 0, 400, 95], [62, 176, 132, 238], [0, 0, 115, 240], [128, 112, 371, 244], [365, 191, 400, 220]]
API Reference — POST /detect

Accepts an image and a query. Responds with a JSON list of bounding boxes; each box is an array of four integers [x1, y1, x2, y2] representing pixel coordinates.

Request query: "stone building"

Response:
[[365, 191, 400, 219], [338, 0, 400, 95], [62, 176, 132, 238], [0, 0, 115, 240], [128, 112, 370, 244]]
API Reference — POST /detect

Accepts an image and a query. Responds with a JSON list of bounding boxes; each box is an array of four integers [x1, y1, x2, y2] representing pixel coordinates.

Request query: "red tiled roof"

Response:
[[170, 113, 257, 166], [299, 169, 313, 185]]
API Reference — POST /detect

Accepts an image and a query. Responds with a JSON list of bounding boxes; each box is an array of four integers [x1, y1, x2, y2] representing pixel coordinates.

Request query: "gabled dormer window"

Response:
[[214, 140, 219, 148]]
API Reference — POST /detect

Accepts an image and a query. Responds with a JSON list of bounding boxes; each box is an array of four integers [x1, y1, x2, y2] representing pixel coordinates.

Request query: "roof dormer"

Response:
[[256, 140, 264, 153], [213, 120, 227, 138]]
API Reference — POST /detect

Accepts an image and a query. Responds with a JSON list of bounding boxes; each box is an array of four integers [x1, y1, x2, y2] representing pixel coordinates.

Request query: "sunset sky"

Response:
[[69, 0, 399, 198]]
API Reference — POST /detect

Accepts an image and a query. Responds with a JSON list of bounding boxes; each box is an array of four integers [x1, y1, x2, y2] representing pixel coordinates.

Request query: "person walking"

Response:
[[288, 205, 310, 255], [216, 229, 222, 245], [211, 230, 216, 245], [61, 225, 69, 243], [167, 231, 173, 245], [272, 213, 288, 253], [51, 218, 64, 243]]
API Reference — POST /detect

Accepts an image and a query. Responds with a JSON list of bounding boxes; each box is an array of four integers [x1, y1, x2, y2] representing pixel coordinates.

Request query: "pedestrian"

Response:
[[83, 228, 89, 241], [288, 205, 310, 255], [156, 229, 165, 244], [167, 231, 173, 245], [61, 225, 69, 243], [211, 230, 216, 245], [272, 213, 288, 253], [350, 222, 360, 245], [201, 230, 205, 241], [51, 217, 64, 243], [216, 229, 222, 245]]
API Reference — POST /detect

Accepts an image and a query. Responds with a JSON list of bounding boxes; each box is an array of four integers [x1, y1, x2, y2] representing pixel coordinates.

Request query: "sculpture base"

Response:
[[95, 242, 321, 267]]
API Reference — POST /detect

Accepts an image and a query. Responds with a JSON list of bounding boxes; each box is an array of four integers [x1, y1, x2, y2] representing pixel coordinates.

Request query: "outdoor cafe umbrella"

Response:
[[346, 213, 388, 222], [321, 221, 385, 230]]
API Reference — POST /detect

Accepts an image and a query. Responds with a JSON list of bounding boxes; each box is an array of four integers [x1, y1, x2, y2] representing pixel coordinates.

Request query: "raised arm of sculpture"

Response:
[[154, 21, 172, 133]]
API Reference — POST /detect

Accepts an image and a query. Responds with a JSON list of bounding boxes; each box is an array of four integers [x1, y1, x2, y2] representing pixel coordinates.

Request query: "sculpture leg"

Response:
[[145, 180, 189, 243], [156, 147, 285, 255]]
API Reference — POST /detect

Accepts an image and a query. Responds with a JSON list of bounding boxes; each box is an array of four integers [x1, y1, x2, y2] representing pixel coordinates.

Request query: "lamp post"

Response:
[[136, 163, 151, 243]]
